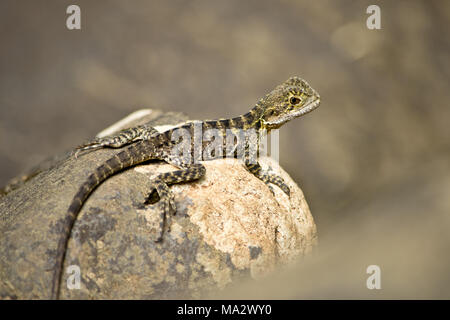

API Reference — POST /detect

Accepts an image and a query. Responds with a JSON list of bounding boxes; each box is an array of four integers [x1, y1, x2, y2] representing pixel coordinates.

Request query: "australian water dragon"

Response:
[[48, 76, 320, 299]]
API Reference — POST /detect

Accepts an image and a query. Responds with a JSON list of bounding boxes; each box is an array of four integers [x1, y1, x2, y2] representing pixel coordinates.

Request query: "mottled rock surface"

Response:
[[0, 110, 317, 299]]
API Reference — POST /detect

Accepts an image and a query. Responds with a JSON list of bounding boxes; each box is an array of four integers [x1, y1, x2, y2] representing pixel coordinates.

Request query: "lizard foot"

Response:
[[261, 173, 290, 198], [72, 140, 105, 158], [144, 180, 176, 242]]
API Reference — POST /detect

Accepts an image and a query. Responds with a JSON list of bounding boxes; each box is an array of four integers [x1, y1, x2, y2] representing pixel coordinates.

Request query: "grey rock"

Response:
[[0, 109, 317, 299]]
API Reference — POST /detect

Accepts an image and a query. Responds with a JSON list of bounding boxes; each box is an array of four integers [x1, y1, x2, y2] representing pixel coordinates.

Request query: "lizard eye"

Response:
[[290, 96, 301, 105]]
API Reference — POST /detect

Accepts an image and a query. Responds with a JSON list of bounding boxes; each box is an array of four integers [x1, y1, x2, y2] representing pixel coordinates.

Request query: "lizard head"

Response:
[[258, 76, 320, 130]]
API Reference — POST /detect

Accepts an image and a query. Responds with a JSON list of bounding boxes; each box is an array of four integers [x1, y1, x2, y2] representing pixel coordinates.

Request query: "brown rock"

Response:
[[0, 110, 317, 299]]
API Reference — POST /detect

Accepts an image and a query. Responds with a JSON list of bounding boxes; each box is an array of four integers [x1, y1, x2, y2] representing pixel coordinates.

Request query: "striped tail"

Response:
[[50, 141, 151, 299]]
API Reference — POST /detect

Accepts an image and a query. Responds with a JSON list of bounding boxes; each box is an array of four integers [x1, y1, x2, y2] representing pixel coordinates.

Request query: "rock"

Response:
[[0, 109, 317, 299]]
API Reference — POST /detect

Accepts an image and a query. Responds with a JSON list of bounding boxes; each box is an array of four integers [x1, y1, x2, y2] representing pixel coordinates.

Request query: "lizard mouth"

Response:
[[264, 96, 321, 129], [294, 96, 321, 117]]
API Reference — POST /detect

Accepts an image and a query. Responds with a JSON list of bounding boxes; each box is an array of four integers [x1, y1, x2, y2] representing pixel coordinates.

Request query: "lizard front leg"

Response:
[[244, 145, 290, 197], [245, 161, 291, 196], [145, 158, 206, 241], [74, 124, 160, 157]]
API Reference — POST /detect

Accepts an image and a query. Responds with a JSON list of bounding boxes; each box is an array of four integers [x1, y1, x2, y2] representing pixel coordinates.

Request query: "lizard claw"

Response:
[[268, 184, 276, 196], [72, 149, 81, 159], [281, 184, 291, 197]]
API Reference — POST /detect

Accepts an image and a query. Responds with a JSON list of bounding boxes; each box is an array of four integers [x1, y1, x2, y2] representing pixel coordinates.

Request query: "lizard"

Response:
[[50, 76, 320, 299]]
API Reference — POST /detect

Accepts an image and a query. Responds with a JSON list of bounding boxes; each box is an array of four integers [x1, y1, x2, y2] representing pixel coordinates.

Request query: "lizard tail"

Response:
[[50, 142, 148, 299]]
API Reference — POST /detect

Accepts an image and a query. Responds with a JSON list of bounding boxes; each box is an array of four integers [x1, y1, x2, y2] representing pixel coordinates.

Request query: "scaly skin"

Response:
[[50, 76, 320, 299]]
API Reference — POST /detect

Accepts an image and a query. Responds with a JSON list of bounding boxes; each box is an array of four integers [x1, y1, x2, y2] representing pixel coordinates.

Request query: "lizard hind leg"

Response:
[[145, 163, 206, 242], [73, 124, 160, 158], [145, 178, 177, 242]]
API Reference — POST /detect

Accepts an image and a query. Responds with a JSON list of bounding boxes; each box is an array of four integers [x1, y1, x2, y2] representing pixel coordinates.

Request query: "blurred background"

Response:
[[0, 0, 449, 298]]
